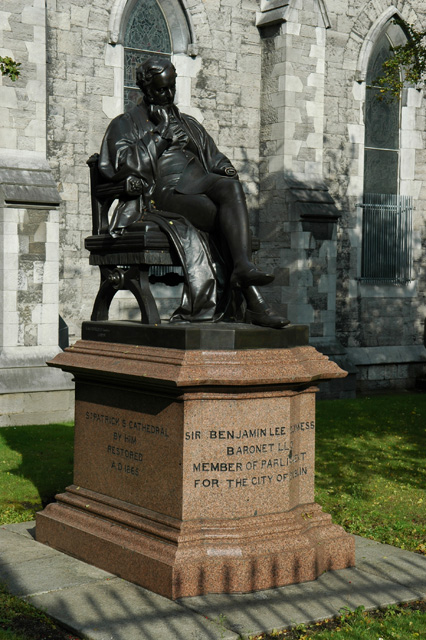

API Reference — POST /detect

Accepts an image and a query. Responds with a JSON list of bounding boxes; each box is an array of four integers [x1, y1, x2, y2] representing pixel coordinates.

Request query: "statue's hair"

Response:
[[136, 57, 176, 92]]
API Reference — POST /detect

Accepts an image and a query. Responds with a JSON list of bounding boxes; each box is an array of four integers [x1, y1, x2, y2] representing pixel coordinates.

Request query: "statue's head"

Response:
[[136, 57, 177, 107]]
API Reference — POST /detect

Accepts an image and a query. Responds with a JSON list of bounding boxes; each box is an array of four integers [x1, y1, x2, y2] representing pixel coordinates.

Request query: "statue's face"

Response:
[[144, 67, 176, 106]]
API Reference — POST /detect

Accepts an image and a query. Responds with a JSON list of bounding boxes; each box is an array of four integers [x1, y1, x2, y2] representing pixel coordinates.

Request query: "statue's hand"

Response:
[[148, 104, 170, 138]]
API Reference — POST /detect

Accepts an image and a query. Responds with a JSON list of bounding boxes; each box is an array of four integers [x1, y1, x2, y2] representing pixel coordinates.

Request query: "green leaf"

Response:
[[0, 56, 21, 81]]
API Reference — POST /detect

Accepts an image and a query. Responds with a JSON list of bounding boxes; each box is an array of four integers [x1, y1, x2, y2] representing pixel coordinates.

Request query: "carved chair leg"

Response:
[[126, 266, 161, 324], [91, 266, 118, 321], [91, 265, 161, 324]]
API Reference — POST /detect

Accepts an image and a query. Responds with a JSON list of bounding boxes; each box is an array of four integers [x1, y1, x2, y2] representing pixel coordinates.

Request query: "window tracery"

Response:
[[123, 0, 172, 111]]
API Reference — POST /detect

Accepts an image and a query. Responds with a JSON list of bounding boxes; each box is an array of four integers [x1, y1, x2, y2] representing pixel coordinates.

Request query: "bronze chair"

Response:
[[85, 153, 184, 324]]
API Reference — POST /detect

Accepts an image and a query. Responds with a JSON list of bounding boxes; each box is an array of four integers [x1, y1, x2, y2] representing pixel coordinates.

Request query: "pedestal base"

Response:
[[37, 486, 353, 599], [36, 323, 355, 598]]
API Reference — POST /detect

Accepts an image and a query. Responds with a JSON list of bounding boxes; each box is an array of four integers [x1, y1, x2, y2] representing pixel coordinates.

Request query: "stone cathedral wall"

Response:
[[323, 0, 426, 390], [46, 1, 120, 339]]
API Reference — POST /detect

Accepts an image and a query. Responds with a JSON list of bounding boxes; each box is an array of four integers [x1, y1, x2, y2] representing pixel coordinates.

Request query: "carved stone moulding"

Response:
[[37, 486, 354, 599]]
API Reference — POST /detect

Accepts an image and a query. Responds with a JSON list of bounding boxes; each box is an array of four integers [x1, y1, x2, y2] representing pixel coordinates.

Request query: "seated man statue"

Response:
[[98, 56, 288, 328]]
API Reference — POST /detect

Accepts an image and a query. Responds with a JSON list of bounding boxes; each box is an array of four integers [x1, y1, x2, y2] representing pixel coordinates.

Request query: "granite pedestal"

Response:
[[36, 321, 355, 599]]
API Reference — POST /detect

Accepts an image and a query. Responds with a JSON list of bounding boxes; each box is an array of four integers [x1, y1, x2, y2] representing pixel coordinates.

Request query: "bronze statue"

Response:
[[98, 57, 288, 328]]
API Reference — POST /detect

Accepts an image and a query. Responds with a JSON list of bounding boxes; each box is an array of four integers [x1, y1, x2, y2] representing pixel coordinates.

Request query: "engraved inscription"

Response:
[[84, 412, 169, 438], [107, 444, 143, 461], [191, 421, 314, 489], [185, 431, 201, 440], [110, 461, 140, 475], [83, 410, 171, 479]]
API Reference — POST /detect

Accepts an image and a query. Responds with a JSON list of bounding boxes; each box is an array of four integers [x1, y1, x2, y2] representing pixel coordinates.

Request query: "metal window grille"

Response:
[[358, 193, 413, 284]]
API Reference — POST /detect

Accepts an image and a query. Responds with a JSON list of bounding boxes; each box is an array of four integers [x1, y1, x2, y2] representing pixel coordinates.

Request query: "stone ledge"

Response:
[[0, 362, 74, 395], [0, 153, 60, 207], [346, 345, 426, 366], [256, 7, 288, 27], [48, 340, 347, 389], [0, 389, 74, 427]]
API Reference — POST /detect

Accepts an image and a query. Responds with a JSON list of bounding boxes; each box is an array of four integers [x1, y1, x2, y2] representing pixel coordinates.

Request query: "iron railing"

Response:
[[358, 193, 413, 284]]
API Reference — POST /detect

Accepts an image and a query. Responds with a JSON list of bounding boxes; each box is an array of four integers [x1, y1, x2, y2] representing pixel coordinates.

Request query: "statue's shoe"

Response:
[[245, 307, 290, 329], [230, 266, 274, 288]]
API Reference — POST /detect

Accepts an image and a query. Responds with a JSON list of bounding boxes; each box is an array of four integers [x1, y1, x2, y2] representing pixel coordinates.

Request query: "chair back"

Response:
[[87, 153, 112, 236]]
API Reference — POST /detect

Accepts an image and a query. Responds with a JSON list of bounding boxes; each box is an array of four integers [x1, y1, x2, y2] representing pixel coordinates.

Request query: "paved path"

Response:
[[1, 521, 426, 640]]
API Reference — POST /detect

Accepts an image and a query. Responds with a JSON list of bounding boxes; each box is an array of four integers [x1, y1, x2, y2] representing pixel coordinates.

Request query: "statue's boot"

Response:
[[244, 286, 289, 329], [230, 266, 274, 289], [208, 179, 274, 288]]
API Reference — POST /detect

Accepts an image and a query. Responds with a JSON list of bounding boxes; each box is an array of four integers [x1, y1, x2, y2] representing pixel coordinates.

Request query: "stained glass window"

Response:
[[124, 0, 172, 111]]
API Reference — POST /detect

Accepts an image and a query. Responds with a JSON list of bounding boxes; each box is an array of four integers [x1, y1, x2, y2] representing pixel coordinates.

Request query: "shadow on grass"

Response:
[[0, 423, 74, 513]]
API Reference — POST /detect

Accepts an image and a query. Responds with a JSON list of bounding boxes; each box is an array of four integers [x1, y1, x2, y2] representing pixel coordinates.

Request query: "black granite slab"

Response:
[[81, 321, 309, 351]]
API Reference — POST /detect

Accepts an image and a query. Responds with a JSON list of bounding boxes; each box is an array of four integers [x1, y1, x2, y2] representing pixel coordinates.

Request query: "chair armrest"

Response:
[[96, 176, 144, 200]]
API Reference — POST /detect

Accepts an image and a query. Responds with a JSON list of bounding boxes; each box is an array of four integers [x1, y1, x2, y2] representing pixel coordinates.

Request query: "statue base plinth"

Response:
[[36, 322, 355, 599]]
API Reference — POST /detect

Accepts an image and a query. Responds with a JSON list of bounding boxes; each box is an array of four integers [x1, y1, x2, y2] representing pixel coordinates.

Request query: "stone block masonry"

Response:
[[257, 2, 337, 339], [46, 1, 121, 339], [0, 0, 76, 426], [0, 390, 74, 427], [0, 0, 47, 155], [0, 159, 74, 426]]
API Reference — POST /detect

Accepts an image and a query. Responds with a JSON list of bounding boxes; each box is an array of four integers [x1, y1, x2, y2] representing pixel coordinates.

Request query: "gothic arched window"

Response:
[[124, 0, 172, 111], [364, 31, 400, 195], [361, 20, 413, 284]]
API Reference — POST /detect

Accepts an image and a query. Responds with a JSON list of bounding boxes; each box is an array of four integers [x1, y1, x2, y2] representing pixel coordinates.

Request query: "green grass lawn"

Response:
[[250, 602, 426, 639], [315, 393, 426, 554], [0, 583, 79, 640], [0, 393, 425, 640], [0, 422, 74, 525]]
